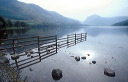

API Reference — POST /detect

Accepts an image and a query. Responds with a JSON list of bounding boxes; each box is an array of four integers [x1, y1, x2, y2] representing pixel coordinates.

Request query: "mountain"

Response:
[[112, 20, 128, 26], [84, 14, 128, 26], [0, 0, 81, 26]]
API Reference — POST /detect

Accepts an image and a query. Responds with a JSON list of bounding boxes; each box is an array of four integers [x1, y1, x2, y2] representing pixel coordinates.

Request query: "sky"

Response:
[[18, 0, 128, 21]]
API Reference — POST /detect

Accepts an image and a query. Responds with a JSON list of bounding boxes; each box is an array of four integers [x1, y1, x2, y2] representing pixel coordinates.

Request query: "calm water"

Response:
[[7, 26, 128, 82]]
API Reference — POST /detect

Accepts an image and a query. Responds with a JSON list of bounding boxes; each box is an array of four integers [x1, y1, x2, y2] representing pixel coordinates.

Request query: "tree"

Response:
[[14, 21, 21, 27], [0, 16, 8, 39], [7, 19, 13, 27], [21, 21, 26, 27], [0, 16, 6, 29]]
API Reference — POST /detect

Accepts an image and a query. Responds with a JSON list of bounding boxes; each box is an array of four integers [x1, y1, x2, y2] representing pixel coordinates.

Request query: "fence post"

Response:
[[13, 39, 19, 68], [85, 33, 87, 41], [37, 36, 41, 61], [15, 59, 19, 68], [81, 33, 82, 42], [75, 33, 76, 45], [67, 35, 69, 48], [55, 35, 57, 53], [13, 39, 16, 54]]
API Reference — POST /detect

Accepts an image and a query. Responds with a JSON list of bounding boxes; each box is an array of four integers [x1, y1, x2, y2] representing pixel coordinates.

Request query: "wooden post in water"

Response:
[[85, 33, 87, 41], [75, 33, 76, 45], [15, 59, 19, 68], [55, 35, 57, 53], [13, 39, 19, 68], [81, 33, 82, 42], [67, 35, 69, 48], [12, 39, 16, 54], [37, 36, 41, 61]]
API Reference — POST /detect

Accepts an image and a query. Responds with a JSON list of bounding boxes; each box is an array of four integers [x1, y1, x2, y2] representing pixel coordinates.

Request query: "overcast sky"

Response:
[[18, 0, 128, 21]]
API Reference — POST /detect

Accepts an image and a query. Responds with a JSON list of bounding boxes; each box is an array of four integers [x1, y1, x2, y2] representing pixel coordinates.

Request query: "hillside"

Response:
[[84, 14, 128, 26], [112, 20, 128, 26], [0, 0, 81, 26]]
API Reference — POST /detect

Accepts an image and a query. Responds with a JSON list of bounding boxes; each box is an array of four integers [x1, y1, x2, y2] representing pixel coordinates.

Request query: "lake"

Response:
[[3, 26, 128, 82]]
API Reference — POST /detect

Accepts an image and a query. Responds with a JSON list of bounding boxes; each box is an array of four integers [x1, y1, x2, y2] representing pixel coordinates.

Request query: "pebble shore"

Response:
[[0, 64, 20, 82]]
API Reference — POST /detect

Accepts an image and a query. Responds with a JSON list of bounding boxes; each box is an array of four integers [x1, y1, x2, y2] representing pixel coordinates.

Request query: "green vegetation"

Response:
[[0, 16, 30, 29]]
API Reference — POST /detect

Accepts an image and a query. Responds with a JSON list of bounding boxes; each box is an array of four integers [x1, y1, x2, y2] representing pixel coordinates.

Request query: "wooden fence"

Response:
[[0, 33, 87, 69]]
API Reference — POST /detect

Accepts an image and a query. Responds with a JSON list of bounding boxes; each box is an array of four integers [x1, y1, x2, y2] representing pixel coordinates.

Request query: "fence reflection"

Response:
[[0, 33, 87, 70]]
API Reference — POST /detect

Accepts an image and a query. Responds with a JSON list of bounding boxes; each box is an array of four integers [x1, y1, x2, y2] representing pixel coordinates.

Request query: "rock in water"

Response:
[[52, 69, 63, 81], [11, 54, 19, 60], [29, 68, 33, 71], [104, 68, 115, 77], [92, 61, 96, 64], [87, 54, 90, 56], [75, 56, 80, 61], [81, 56, 86, 59]]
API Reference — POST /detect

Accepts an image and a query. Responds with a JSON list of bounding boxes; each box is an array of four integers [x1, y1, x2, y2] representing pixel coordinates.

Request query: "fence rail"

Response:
[[0, 33, 87, 69]]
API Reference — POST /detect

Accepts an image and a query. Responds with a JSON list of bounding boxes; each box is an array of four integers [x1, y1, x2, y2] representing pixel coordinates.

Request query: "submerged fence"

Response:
[[0, 33, 87, 69]]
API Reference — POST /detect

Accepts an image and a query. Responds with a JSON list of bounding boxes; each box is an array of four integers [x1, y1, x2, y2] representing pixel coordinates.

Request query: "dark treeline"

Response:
[[0, 16, 7, 39], [0, 16, 30, 39], [0, 16, 29, 29]]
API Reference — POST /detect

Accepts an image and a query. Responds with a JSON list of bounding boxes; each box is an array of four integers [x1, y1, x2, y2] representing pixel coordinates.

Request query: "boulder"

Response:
[[75, 56, 80, 61], [0, 56, 9, 63], [11, 54, 19, 60], [52, 69, 63, 81], [92, 61, 96, 64], [104, 68, 115, 77], [81, 56, 86, 59]]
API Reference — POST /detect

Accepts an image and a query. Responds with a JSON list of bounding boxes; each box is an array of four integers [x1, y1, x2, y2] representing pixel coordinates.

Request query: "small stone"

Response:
[[75, 56, 80, 61], [81, 56, 86, 59], [11, 54, 19, 60], [104, 68, 115, 77], [10, 52, 14, 55], [31, 56, 34, 58], [52, 69, 63, 81], [70, 56, 74, 58], [30, 49, 34, 54], [3, 53, 10, 55], [47, 49, 50, 53], [0, 57, 9, 63], [27, 53, 31, 57], [87, 54, 90, 56], [92, 61, 96, 64], [29, 68, 33, 71]]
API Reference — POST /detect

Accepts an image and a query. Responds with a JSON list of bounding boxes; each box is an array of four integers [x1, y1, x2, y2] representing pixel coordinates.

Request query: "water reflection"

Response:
[[4, 26, 128, 40], [16, 26, 128, 82], [84, 26, 128, 37], [0, 28, 30, 40]]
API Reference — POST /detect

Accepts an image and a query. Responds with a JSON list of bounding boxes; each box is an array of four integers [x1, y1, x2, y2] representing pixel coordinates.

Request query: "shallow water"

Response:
[[4, 26, 128, 82]]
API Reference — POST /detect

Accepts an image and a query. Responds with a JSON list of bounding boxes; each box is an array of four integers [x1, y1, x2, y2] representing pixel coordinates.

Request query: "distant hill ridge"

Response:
[[0, 0, 81, 26], [112, 20, 128, 26], [84, 14, 128, 26]]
